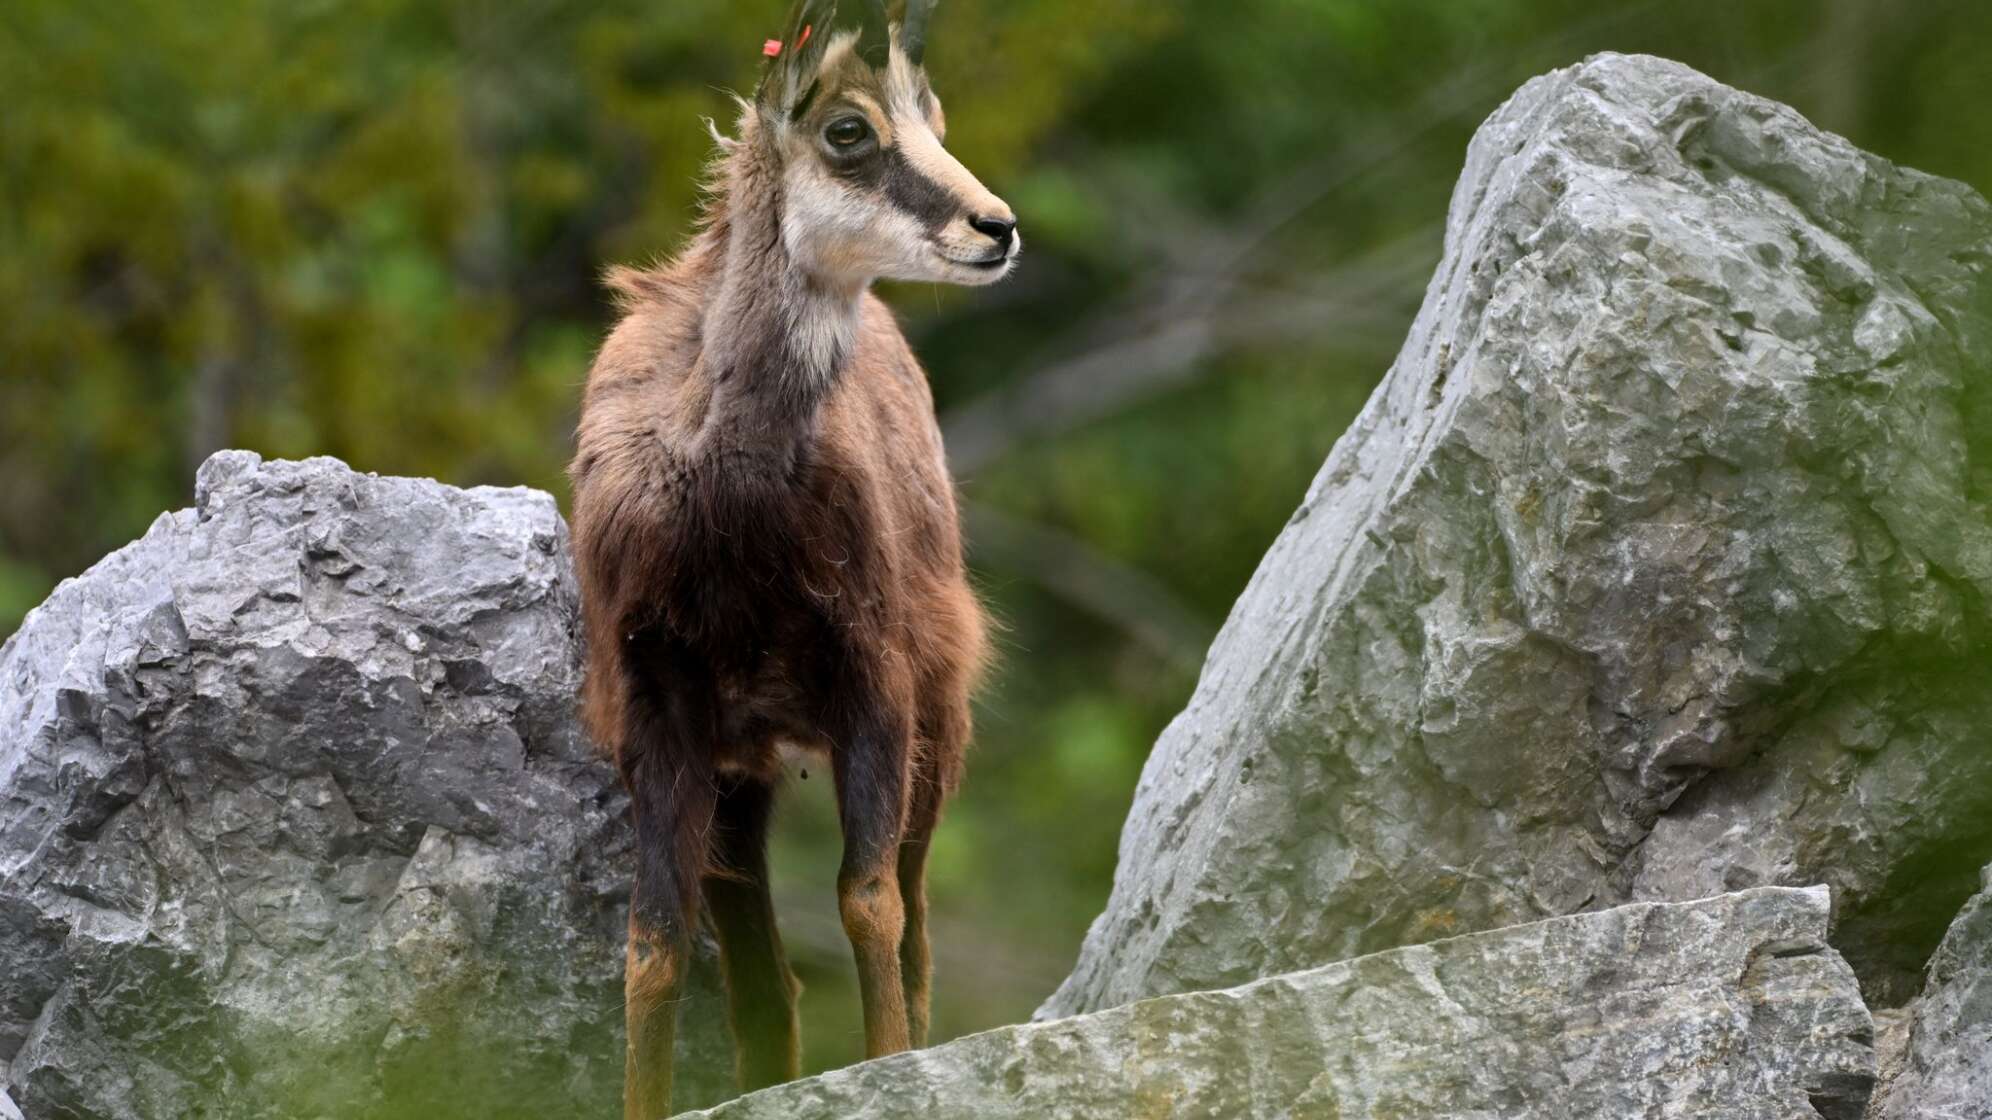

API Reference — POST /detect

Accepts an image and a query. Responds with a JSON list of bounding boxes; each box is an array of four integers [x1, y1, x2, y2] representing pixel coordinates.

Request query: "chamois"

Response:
[[567, 1, 1015, 1115]]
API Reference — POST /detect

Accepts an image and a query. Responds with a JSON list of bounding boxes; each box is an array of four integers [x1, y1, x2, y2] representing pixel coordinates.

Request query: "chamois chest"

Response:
[[664, 440, 899, 664], [647, 442, 909, 763]]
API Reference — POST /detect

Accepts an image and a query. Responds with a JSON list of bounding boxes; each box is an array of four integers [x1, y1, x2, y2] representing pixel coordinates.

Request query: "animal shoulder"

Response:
[[586, 265, 708, 398]]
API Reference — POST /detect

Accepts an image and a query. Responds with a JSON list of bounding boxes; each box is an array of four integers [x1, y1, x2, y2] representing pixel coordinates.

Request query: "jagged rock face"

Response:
[[0, 453, 729, 1118], [691, 887, 1874, 1119], [1876, 867, 1992, 1118], [1042, 52, 1992, 1021]]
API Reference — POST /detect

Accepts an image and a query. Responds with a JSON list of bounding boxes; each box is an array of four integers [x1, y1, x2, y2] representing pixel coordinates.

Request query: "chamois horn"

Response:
[[856, 0, 892, 68], [901, 0, 937, 65]]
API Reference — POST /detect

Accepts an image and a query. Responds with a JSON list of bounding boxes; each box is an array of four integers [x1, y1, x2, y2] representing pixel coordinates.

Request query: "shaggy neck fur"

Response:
[[692, 116, 863, 456]]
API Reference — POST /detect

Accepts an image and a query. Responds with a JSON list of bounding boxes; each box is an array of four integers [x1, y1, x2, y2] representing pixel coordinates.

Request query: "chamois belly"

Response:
[[710, 656, 832, 779], [668, 542, 879, 780]]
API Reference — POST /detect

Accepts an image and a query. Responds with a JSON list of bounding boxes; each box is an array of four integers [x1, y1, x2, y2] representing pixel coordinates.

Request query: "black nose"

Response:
[[971, 214, 1017, 250]]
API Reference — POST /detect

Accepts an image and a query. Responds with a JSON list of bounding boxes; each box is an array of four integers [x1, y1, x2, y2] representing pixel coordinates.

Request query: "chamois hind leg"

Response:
[[702, 774, 801, 1091], [895, 763, 946, 1049], [900, 689, 969, 1049], [831, 711, 914, 1059], [619, 638, 720, 1120]]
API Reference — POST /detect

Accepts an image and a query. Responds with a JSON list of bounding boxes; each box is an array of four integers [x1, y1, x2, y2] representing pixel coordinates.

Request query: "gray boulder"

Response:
[[0, 452, 728, 1118], [691, 887, 1875, 1120], [1042, 52, 1992, 1021], [1875, 866, 1992, 1118]]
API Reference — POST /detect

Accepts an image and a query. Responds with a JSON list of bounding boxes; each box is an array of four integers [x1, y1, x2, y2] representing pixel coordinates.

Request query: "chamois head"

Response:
[[752, 0, 1019, 288]]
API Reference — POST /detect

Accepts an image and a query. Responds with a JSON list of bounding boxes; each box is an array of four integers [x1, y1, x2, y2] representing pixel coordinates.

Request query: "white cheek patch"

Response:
[[870, 207, 938, 282], [783, 159, 935, 286], [784, 161, 883, 254]]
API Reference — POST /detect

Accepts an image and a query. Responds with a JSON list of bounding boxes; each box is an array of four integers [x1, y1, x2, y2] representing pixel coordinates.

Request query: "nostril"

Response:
[[971, 215, 1017, 249]]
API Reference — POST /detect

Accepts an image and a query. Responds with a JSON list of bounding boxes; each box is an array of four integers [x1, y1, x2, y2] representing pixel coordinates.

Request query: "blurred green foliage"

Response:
[[4, 0, 1990, 1087]]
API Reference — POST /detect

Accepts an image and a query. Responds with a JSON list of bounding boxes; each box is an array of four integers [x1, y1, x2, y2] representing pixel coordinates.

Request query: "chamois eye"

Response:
[[826, 117, 872, 149]]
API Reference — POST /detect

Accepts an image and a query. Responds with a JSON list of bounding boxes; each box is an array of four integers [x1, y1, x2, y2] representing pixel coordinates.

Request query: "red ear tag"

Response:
[[798, 23, 814, 48], [764, 39, 784, 57]]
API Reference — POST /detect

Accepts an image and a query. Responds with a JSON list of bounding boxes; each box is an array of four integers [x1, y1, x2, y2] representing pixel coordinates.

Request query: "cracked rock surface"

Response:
[[0, 452, 729, 1118], [692, 887, 1875, 1120], [1042, 52, 1992, 1021], [1874, 865, 1992, 1118]]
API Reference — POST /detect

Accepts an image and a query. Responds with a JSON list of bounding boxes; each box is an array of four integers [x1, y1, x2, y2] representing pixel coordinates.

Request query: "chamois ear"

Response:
[[898, 0, 937, 67], [759, 0, 839, 114]]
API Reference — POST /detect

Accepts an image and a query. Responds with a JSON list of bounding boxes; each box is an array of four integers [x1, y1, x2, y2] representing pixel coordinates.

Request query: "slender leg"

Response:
[[702, 776, 801, 1091], [896, 768, 945, 1049], [623, 749, 714, 1120], [832, 722, 913, 1059], [901, 691, 970, 1051], [620, 639, 719, 1120]]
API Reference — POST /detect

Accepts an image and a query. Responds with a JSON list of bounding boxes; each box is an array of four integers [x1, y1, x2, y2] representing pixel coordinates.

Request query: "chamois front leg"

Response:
[[623, 751, 714, 1120], [831, 709, 915, 1059]]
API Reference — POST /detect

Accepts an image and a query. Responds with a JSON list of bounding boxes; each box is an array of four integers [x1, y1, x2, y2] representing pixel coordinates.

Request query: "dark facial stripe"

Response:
[[881, 147, 960, 234]]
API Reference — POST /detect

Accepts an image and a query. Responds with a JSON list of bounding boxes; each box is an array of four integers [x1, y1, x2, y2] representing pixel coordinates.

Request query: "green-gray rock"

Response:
[[690, 887, 1874, 1120], [1043, 52, 1992, 1021]]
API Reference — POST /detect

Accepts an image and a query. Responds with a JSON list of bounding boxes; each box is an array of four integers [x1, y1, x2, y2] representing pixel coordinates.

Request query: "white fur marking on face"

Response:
[[783, 128, 939, 287]]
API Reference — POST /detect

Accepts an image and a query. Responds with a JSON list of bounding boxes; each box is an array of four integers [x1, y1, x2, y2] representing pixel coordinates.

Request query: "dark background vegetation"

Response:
[[4, 0, 1989, 1080]]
